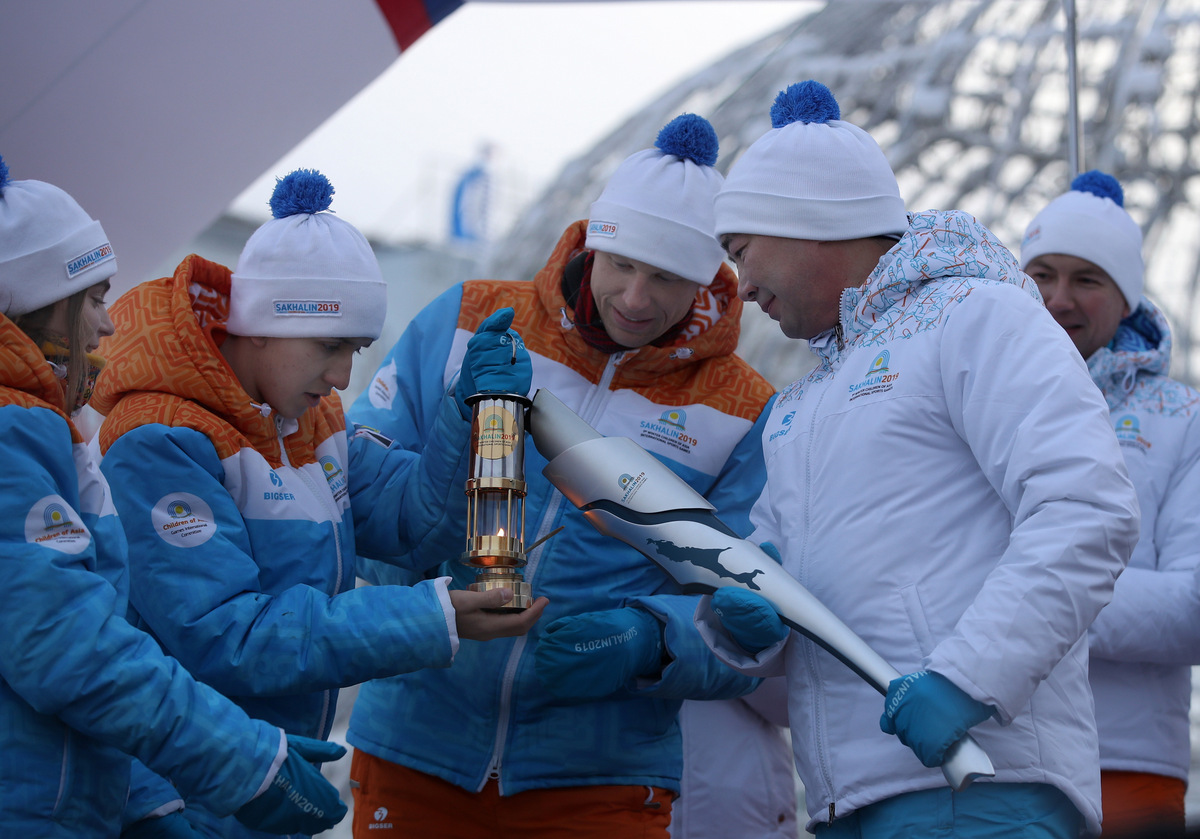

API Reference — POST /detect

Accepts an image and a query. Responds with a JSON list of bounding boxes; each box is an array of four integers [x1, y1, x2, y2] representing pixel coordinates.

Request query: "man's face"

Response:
[[589, 250, 700, 348], [241, 336, 371, 419], [1025, 253, 1129, 359], [721, 233, 842, 340]]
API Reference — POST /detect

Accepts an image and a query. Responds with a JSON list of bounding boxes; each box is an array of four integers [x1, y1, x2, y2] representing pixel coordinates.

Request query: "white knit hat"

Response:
[[1020, 170, 1144, 310], [715, 81, 908, 241], [586, 113, 726, 286], [227, 169, 386, 340], [0, 155, 118, 317]]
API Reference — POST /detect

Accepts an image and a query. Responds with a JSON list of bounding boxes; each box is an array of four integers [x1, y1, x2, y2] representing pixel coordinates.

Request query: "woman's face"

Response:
[[46, 280, 114, 352]]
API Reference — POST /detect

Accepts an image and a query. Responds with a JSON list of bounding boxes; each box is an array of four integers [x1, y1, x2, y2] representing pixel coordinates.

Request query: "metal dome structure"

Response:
[[484, 0, 1200, 387]]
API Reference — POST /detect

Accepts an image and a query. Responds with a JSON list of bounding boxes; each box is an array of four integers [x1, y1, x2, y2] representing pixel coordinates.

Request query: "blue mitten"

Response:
[[879, 670, 996, 767], [120, 812, 202, 839], [710, 586, 788, 655], [234, 734, 347, 835], [454, 307, 533, 418], [535, 607, 664, 700]]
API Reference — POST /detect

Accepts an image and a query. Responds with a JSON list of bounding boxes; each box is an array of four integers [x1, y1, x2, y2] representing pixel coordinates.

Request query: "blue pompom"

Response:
[[770, 81, 841, 129], [655, 113, 719, 167], [269, 169, 334, 219], [0, 154, 9, 192], [1071, 170, 1124, 207]]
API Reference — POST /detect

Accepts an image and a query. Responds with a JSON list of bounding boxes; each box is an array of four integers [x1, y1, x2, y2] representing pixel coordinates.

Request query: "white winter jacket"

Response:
[[1085, 298, 1200, 782], [697, 210, 1139, 837], [670, 679, 797, 839]]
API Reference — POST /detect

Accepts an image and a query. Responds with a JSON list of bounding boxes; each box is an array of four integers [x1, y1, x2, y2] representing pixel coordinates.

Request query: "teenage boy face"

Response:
[[722, 233, 843, 340], [589, 250, 700, 348], [244, 336, 371, 419], [1025, 253, 1129, 360]]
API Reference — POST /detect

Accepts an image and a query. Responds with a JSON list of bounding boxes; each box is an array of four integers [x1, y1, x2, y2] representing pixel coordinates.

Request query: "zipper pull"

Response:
[[644, 786, 662, 810], [828, 802, 836, 825], [833, 321, 845, 350]]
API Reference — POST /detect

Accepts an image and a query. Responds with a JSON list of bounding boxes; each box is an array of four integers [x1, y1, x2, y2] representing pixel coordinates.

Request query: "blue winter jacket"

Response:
[[92, 255, 473, 836], [347, 221, 776, 796], [0, 314, 282, 837]]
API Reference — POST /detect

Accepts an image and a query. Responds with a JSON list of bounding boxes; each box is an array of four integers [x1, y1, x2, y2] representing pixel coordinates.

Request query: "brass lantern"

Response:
[[461, 392, 532, 612]]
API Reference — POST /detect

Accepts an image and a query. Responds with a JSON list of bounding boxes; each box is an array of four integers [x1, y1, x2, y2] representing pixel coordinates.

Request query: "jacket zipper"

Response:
[[481, 352, 626, 790], [482, 488, 566, 792], [579, 352, 626, 419], [835, 288, 850, 352], [275, 416, 342, 739], [802, 354, 839, 805]]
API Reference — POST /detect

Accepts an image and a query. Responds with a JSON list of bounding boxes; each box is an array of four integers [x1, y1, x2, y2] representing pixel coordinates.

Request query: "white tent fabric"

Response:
[[3, 1, 405, 292], [3, 0, 733, 294]]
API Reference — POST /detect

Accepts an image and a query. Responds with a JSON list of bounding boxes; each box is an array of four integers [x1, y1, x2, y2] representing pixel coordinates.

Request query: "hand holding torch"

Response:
[[526, 388, 994, 790]]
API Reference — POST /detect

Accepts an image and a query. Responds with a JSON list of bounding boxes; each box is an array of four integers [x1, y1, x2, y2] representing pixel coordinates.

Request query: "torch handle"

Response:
[[574, 503, 997, 791], [774, 613, 994, 792]]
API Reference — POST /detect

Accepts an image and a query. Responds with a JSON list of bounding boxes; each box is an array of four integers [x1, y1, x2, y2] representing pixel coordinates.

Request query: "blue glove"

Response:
[[234, 734, 347, 835], [710, 586, 788, 655], [454, 307, 532, 418], [535, 607, 664, 700], [879, 670, 996, 767], [121, 812, 202, 839]]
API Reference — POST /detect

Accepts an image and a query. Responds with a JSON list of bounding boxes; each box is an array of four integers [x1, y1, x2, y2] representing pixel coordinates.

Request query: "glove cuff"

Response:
[[630, 607, 666, 676]]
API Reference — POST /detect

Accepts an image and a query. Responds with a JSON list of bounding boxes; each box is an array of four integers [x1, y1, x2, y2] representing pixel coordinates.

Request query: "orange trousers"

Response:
[[1100, 770, 1186, 837], [350, 749, 674, 839]]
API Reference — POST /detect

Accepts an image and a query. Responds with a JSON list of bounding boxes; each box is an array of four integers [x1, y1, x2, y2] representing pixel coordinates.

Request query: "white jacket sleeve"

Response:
[[925, 286, 1140, 723], [1089, 410, 1200, 665]]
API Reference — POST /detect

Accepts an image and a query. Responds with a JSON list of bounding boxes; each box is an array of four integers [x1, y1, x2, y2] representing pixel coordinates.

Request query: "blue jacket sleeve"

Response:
[[102, 423, 457, 696], [350, 284, 465, 447], [0, 408, 281, 816], [347, 387, 471, 568], [624, 594, 761, 700], [350, 284, 471, 580], [701, 396, 776, 538], [122, 760, 184, 826]]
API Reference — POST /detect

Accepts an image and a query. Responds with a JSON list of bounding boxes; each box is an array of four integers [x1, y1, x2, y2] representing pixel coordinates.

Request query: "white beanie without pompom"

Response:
[[1020, 170, 1144, 310], [227, 169, 386, 340], [715, 81, 908, 242], [586, 113, 726, 286], [0, 155, 117, 317]]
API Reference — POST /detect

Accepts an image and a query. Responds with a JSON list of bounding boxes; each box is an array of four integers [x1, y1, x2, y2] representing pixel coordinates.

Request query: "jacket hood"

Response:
[[1087, 296, 1171, 408], [93, 254, 313, 457], [0, 314, 79, 438], [535, 221, 743, 382], [838, 209, 1039, 347]]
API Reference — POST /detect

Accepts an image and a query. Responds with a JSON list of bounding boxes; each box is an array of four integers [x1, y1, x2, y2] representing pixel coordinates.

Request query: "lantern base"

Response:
[[469, 569, 532, 612]]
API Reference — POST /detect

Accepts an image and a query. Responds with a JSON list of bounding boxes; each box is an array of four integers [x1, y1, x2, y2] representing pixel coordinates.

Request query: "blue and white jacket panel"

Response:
[[1085, 299, 1200, 781], [101, 419, 459, 742], [696, 210, 1139, 836]]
